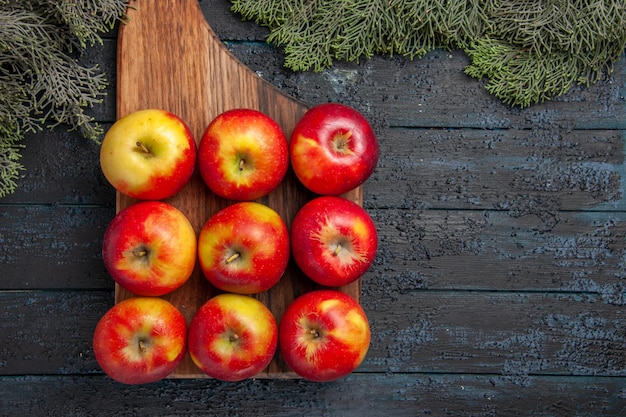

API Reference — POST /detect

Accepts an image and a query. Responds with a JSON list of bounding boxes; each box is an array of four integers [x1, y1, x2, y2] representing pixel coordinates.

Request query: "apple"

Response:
[[93, 297, 187, 385], [100, 108, 197, 200], [290, 102, 379, 195], [197, 201, 289, 294], [188, 293, 278, 381], [102, 201, 197, 296], [198, 108, 289, 201], [279, 289, 370, 382], [290, 196, 377, 287]]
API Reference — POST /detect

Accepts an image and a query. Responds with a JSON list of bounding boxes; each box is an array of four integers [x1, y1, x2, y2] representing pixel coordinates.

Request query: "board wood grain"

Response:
[[115, 0, 362, 378]]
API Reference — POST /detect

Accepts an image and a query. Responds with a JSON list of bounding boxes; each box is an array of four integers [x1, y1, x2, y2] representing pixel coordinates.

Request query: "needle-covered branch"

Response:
[[0, 0, 128, 198], [231, 0, 626, 107]]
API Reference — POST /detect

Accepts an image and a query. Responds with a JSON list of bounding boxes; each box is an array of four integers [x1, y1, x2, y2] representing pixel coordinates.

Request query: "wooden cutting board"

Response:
[[115, 0, 362, 378]]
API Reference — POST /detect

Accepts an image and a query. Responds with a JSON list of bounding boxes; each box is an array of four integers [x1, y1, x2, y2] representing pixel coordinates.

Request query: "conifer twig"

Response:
[[231, 0, 626, 108], [0, 0, 128, 198]]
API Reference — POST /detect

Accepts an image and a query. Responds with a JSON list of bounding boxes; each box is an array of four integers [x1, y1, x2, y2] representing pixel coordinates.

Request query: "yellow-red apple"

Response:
[[279, 289, 370, 382], [188, 293, 278, 381], [102, 201, 197, 296], [100, 108, 197, 200], [93, 297, 187, 384], [198, 108, 288, 201], [291, 196, 377, 287], [290, 103, 379, 195], [198, 202, 289, 294]]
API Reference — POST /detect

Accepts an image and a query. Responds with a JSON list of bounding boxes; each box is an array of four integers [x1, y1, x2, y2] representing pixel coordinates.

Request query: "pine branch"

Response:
[[0, 118, 24, 198], [230, 0, 626, 107], [0, 0, 128, 198], [235, 0, 497, 72], [231, 0, 304, 28], [464, 37, 580, 107], [44, 0, 129, 50], [465, 1, 626, 107]]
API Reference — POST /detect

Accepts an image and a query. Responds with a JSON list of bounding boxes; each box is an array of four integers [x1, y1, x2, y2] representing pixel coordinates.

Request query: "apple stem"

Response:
[[238, 159, 245, 171], [133, 248, 148, 257], [225, 252, 240, 264], [309, 329, 321, 339], [333, 130, 353, 155], [138, 339, 148, 353], [332, 244, 342, 256], [136, 141, 151, 154]]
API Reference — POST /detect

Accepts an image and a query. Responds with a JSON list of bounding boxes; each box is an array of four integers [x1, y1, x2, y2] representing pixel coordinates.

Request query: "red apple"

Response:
[[93, 297, 187, 384], [100, 108, 197, 200], [290, 102, 379, 195], [279, 289, 370, 382], [290, 196, 377, 287], [102, 201, 197, 296], [197, 202, 289, 294], [188, 293, 278, 381], [198, 108, 288, 201]]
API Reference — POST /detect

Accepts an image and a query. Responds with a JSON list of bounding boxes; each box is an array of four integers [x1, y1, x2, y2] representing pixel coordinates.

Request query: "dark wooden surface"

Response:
[[1, 1, 625, 415]]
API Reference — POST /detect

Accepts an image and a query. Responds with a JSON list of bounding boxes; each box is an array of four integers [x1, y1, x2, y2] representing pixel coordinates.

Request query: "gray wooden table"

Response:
[[1, 1, 624, 415]]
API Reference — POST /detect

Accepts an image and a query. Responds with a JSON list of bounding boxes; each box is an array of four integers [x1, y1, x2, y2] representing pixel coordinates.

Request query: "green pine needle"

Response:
[[464, 37, 580, 107], [231, 0, 626, 108], [0, 0, 128, 198], [0, 118, 24, 198]]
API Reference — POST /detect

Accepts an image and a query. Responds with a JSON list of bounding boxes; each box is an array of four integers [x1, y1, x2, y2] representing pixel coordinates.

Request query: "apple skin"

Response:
[[198, 202, 289, 294], [102, 201, 197, 296], [188, 293, 278, 381], [290, 102, 379, 195], [100, 108, 197, 200], [198, 108, 289, 201], [290, 196, 377, 287], [93, 297, 187, 385], [279, 289, 370, 382]]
